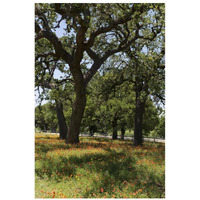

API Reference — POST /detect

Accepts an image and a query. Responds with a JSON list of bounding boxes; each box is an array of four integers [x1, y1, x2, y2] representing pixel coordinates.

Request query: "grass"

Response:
[[35, 133, 165, 198]]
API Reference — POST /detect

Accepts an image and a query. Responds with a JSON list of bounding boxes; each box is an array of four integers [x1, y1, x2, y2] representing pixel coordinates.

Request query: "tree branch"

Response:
[[35, 19, 73, 65], [84, 19, 141, 85], [35, 52, 57, 61], [85, 4, 137, 48], [85, 48, 99, 61]]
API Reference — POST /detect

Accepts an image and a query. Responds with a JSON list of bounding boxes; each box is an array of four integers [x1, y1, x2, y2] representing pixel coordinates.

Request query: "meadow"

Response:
[[35, 133, 165, 198]]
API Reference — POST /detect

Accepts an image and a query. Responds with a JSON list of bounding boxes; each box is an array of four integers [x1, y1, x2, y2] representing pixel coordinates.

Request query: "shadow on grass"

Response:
[[35, 148, 139, 185], [35, 136, 134, 155], [35, 141, 111, 155], [35, 137, 165, 197]]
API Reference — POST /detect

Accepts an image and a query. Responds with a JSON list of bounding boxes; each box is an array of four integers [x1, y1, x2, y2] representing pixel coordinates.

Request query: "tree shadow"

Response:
[[35, 141, 111, 155], [36, 148, 140, 187], [35, 137, 165, 197], [35, 136, 125, 154]]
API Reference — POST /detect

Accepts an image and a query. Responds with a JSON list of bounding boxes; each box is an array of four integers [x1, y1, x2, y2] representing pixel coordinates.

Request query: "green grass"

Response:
[[35, 133, 165, 198]]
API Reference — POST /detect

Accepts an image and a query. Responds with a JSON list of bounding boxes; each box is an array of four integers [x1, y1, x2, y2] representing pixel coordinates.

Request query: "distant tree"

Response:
[[35, 36, 75, 139], [35, 103, 58, 132], [98, 23, 165, 145], [35, 105, 48, 131], [99, 73, 135, 140], [35, 71, 70, 139], [49, 85, 74, 139], [126, 41, 165, 146], [142, 99, 160, 137], [156, 115, 165, 139], [83, 69, 135, 139]]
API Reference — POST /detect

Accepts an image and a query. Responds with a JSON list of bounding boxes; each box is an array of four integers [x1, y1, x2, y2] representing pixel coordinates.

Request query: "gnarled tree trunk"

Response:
[[66, 66, 86, 144], [66, 88, 86, 143], [55, 101, 68, 139]]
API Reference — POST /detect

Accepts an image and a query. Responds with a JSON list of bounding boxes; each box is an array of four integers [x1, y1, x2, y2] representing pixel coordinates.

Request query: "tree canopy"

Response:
[[35, 3, 165, 145]]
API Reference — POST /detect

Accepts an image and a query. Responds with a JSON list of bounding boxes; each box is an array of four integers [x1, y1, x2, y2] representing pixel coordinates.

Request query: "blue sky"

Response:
[[35, 20, 66, 105]]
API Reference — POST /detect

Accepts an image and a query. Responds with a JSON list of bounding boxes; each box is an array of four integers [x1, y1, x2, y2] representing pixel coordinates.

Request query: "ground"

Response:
[[35, 133, 165, 198]]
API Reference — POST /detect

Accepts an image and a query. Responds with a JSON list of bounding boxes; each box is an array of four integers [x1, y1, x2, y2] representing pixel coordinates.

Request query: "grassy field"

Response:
[[35, 133, 165, 198]]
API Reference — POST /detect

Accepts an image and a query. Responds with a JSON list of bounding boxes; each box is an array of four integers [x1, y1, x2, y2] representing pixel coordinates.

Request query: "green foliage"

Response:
[[156, 116, 165, 138], [142, 99, 160, 136], [82, 70, 136, 134], [35, 103, 58, 132], [35, 3, 165, 141], [146, 115, 165, 139]]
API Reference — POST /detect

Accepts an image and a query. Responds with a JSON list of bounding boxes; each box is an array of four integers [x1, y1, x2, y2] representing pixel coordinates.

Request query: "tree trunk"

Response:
[[121, 125, 125, 140], [55, 101, 68, 139], [134, 92, 145, 146], [45, 124, 48, 132], [89, 125, 96, 136], [112, 118, 118, 140], [66, 67, 86, 144]]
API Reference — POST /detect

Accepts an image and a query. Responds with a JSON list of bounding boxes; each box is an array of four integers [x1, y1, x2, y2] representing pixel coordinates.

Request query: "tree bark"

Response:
[[66, 91, 86, 143], [134, 91, 145, 146], [66, 66, 86, 144], [55, 101, 68, 139], [45, 123, 48, 132], [112, 118, 118, 140], [89, 125, 96, 136], [121, 125, 125, 140]]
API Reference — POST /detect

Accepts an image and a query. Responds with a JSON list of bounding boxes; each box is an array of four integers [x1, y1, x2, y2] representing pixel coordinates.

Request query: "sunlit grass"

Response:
[[35, 133, 165, 198]]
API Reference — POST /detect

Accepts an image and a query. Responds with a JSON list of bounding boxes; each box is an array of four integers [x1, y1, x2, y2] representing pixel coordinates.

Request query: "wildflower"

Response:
[[101, 188, 104, 192]]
